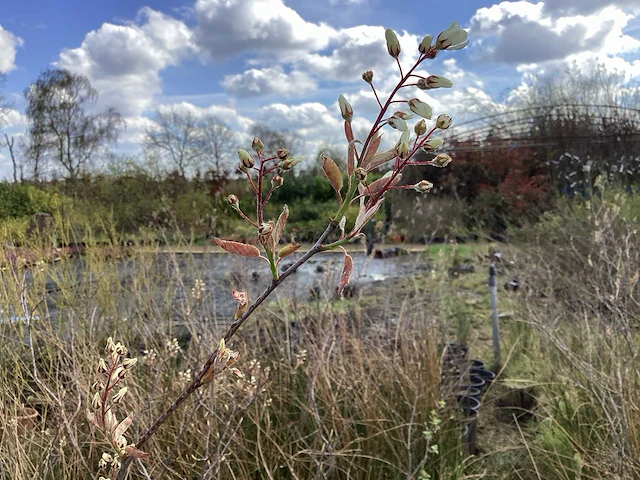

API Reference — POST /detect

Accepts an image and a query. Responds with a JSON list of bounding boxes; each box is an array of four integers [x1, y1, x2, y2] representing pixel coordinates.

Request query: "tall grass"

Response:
[[0, 219, 473, 479]]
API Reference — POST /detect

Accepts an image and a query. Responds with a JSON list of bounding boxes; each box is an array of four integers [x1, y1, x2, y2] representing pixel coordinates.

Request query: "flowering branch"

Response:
[[111, 19, 469, 479]]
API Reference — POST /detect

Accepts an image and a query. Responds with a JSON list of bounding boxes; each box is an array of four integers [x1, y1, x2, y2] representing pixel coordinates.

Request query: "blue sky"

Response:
[[1, 0, 640, 177]]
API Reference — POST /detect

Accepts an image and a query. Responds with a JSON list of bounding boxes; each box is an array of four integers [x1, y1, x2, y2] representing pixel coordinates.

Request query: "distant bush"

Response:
[[0, 182, 62, 220]]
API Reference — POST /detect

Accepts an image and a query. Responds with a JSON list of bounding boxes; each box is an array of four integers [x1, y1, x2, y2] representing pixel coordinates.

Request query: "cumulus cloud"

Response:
[[194, 0, 334, 61], [56, 7, 194, 116], [222, 67, 317, 97], [542, 0, 640, 16], [470, 1, 640, 72], [0, 25, 23, 73]]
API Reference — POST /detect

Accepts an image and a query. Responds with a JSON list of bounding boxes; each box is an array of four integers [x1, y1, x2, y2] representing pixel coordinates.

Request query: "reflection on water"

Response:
[[2, 251, 429, 325]]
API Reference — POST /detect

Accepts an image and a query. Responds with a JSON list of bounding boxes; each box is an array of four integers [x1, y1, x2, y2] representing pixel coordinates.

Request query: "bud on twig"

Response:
[[418, 35, 433, 54], [279, 156, 303, 171], [355, 167, 367, 182], [277, 148, 289, 160], [435, 21, 469, 51], [122, 357, 138, 369], [271, 175, 284, 188], [362, 70, 374, 84], [413, 180, 434, 193], [258, 221, 274, 238], [414, 119, 427, 136], [252, 137, 264, 153], [436, 114, 452, 129], [112, 387, 128, 404], [97, 358, 108, 374], [226, 194, 240, 210], [423, 138, 444, 151], [408, 98, 432, 119], [388, 116, 408, 132], [338, 95, 353, 123], [426, 75, 453, 89], [238, 149, 255, 169], [385, 28, 401, 58], [395, 140, 409, 159], [432, 153, 452, 167]]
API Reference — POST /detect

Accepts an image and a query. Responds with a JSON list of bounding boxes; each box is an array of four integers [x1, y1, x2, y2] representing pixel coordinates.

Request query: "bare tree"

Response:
[[0, 74, 11, 128], [24, 68, 124, 180], [201, 116, 235, 178], [144, 108, 205, 178], [3, 134, 19, 182]]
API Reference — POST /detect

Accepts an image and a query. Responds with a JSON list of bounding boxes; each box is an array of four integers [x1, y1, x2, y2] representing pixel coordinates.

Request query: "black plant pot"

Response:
[[459, 386, 482, 398], [457, 394, 481, 416], [468, 374, 486, 390], [470, 359, 484, 369], [471, 367, 496, 385]]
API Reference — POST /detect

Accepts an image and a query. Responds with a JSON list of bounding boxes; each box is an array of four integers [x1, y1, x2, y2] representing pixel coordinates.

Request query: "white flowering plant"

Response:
[[96, 20, 469, 479]]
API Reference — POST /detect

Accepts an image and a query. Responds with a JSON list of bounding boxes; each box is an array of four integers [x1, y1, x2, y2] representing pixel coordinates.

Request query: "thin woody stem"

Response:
[[130, 221, 337, 453]]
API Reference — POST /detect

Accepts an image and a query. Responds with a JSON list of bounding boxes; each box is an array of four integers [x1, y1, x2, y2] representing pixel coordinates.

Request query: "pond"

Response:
[[2, 249, 430, 325]]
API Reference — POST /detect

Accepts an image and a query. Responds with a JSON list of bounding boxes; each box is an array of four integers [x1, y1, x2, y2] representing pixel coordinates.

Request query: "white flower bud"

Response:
[[112, 387, 128, 404], [238, 149, 255, 169], [426, 75, 453, 89], [419, 35, 433, 54], [436, 114, 452, 129], [388, 116, 408, 132], [252, 137, 264, 153], [337, 95, 353, 123], [423, 138, 443, 151], [435, 21, 469, 51], [385, 28, 401, 58], [413, 180, 434, 193], [432, 153, 452, 167], [408, 98, 433, 119], [414, 119, 427, 136]]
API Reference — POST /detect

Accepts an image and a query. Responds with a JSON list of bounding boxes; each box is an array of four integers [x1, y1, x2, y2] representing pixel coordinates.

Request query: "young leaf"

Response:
[[353, 197, 385, 234], [278, 243, 301, 259], [113, 413, 134, 441], [124, 445, 150, 459], [322, 154, 343, 195], [367, 148, 397, 171], [362, 172, 402, 197], [213, 238, 261, 257], [361, 134, 382, 170], [268, 205, 289, 253], [344, 120, 354, 143], [347, 138, 361, 177], [337, 248, 354, 296], [232, 290, 248, 319]]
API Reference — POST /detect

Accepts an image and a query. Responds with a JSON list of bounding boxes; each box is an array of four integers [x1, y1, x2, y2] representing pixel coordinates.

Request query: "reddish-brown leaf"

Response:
[[124, 445, 150, 459], [361, 134, 382, 170], [347, 139, 361, 177], [322, 154, 343, 196], [344, 120, 354, 143], [113, 414, 134, 442], [267, 205, 289, 253], [278, 243, 301, 259], [337, 249, 354, 296], [364, 172, 402, 197], [213, 238, 261, 257], [353, 197, 385, 234], [367, 148, 397, 171]]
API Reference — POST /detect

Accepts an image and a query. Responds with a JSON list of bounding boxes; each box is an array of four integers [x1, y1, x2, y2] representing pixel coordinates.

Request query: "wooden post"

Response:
[[489, 263, 501, 369]]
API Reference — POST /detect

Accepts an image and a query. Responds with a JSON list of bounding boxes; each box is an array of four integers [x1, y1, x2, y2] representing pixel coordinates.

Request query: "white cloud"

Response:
[[56, 7, 194, 116], [542, 0, 640, 16], [0, 25, 23, 73], [222, 67, 317, 97], [469, 1, 640, 84], [194, 0, 334, 61]]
